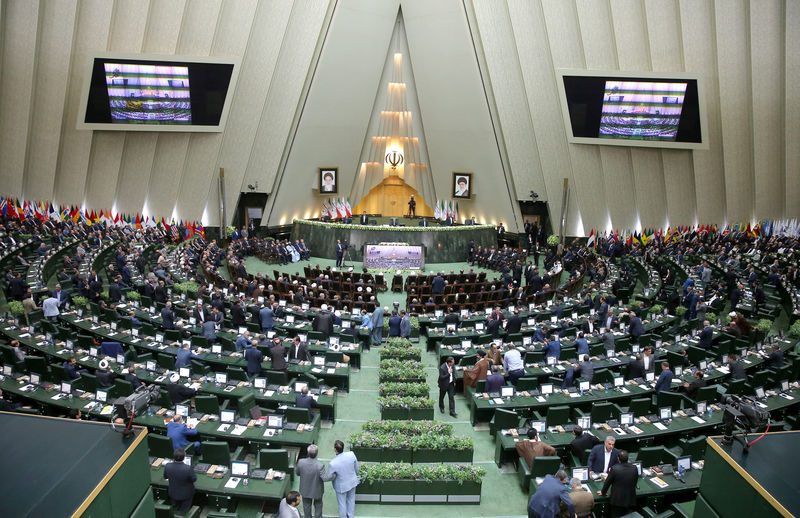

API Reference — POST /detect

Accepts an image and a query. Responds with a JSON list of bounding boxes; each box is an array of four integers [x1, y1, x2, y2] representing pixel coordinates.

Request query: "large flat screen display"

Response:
[[78, 54, 239, 132], [556, 70, 707, 150]]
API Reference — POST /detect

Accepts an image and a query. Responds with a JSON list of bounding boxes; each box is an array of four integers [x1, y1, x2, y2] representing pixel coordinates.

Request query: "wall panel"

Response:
[[471, 1, 547, 204], [172, 0, 223, 222], [714, 0, 753, 224], [749, 0, 784, 220], [787, 0, 800, 215], [0, 0, 40, 197], [678, 0, 725, 224], [53, 0, 114, 208], [243, 0, 331, 201], [23, 0, 78, 203]]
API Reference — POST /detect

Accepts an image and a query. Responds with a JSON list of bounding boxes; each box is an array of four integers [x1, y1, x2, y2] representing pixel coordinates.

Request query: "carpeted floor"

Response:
[[238, 255, 532, 517]]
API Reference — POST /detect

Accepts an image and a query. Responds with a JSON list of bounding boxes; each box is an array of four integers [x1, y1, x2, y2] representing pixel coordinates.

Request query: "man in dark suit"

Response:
[[124, 366, 145, 388], [438, 357, 457, 417], [443, 307, 460, 329], [418, 218, 429, 227], [588, 436, 619, 476], [727, 353, 746, 380], [335, 240, 344, 267], [431, 273, 446, 295], [359, 211, 369, 225], [505, 309, 522, 334], [244, 341, 264, 378], [698, 321, 713, 350], [192, 304, 206, 324], [681, 370, 706, 399], [287, 335, 310, 362], [654, 361, 674, 393], [598, 450, 638, 518], [399, 310, 411, 338], [628, 312, 644, 343], [295, 444, 325, 518], [627, 355, 646, 380], [161, 302, 175, 330], [295, 385, 318, 420], [765, 344, 785, 368], [269, 337, 287, 371], [570, 426, 601, 462], [528, 470, 574, 518], [230, 300, 247, 327], [387, 311, 402, 337], [164, 448, 197, 511], [485, 317, 502, 338], [312, 305, 335, 339]]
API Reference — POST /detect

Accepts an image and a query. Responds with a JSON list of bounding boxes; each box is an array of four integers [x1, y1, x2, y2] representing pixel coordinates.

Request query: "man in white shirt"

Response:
[[42, 296, 60, 321], [503, 344, 525, 386]]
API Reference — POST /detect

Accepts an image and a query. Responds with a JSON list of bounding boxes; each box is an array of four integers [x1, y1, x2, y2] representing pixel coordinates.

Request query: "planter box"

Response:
[[380, 479, 415, 503], [413, 480, 448, 503], [355, 480, 381, 503], [382, 447, 413, 464], [380, 407, 408, 420], [352, 446, 383, 463], [412, 448, 474, 463], [447, 481, 481, 503], [408, 407, 434, 421], [380, 377, 427, 384]]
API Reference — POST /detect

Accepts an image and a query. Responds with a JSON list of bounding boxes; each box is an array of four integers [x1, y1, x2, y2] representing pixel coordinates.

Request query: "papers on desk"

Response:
[[780, 393, 795, 400], [569, 392, 580, 398], [189, 383, 201, 390], [542, 367, 552, 374], [619, 387, 630, 394], [653, 422, 668, 431], [492, 398, 505, 405], [628, 426, 644, 434], [19, 333, 31, 338], [187, 418, 199, 428], [326, 368, 335, 374], [691, 416, 706, 424], [649, 477, 669, 489], [536, 396, 546, 403], [232, 425, 247, 436], [264, 390, 275, 397], [217, 424, 231, 432], [100, 405, 113, 415], [555, 365, 565, 371], [51, 393, 65, 400], [311, 368, 322, 374], [224, 477, 241, 489], [716, 366, 730, 374], [756, 401, 768, 408]]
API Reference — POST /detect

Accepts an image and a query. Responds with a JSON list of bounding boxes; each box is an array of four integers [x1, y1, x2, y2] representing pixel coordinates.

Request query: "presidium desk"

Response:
[[291, 219, 497, 264]]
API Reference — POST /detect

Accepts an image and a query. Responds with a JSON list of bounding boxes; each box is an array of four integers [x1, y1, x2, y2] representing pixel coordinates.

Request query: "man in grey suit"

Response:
[[295, 444, 324, 518], [320, 440, 359, 518]]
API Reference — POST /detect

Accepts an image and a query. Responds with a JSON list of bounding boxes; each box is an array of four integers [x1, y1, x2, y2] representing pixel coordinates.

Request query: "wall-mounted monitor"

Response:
[[78, 53, 239, 132], [556, 70, 707, 150]]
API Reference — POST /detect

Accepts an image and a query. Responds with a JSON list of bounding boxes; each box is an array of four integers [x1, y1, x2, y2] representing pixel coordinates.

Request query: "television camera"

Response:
[[720, 394, 770, 452]]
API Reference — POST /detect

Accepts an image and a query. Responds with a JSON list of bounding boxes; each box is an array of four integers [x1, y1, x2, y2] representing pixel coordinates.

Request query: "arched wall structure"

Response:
[[0, 0, 797, 233]]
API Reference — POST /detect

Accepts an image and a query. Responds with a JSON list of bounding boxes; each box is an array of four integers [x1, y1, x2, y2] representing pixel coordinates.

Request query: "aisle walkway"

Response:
[[242, 256, 530, 517]]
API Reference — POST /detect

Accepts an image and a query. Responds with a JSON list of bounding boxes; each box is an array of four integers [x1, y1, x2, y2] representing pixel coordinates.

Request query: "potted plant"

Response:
[[8, 300, 25, 325], [72, 296, 88, 308], [406, 397, 435, 421], [675, 306, 688, 318], [378, 395, 409, 420], [789, 320, 800, 338], [755, 319, 772, 341]]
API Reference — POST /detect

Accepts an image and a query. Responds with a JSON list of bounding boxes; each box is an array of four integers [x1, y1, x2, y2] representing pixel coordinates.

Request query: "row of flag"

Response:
[[433, 200, 458, 221], [321, 197, 352, 219], [585, 220, 800, 249], [0, 196, 205, 241]]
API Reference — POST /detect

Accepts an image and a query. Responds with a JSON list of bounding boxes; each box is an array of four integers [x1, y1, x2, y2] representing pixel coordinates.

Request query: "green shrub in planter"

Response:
[[676, 306, 687, 317], [546, 234, 559, 248], [650, 304, 663, 314], [72, 296, 88, 307], [127, 291, 141, 301], [379, 382, 430, 398], [789, 320, 800, 338], [756, 319, 773, 334], [362, 420, 452, 436], [8, 301, 25, 316], [705, 311, 716, 323]]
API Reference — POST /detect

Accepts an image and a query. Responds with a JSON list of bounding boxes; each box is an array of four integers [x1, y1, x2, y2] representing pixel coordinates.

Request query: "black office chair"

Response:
[[148, 434, 175, 458], [258, 448, 294, 481], [195, 394, 220, 415]]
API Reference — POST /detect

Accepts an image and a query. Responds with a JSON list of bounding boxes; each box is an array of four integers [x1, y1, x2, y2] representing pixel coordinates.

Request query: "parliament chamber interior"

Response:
[[0, 1, 798, 518]]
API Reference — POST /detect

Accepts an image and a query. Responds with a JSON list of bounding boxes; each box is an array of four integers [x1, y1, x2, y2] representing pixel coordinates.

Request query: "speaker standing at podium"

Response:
[[360, 211, 369, 225], [408, 195, 416, 217]]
